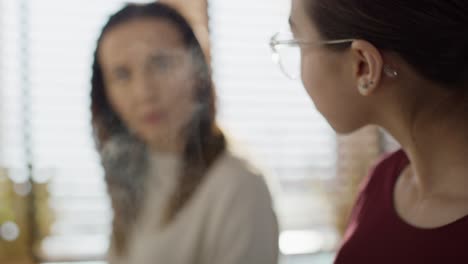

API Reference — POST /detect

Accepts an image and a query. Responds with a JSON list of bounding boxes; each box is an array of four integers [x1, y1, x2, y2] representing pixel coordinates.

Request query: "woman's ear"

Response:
[[350, 40, 384, 96]]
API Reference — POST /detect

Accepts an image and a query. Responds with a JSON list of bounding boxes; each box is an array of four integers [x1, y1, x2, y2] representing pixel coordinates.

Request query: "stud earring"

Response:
[[384, 65, 398, 78], [358, 80, 374, 95]]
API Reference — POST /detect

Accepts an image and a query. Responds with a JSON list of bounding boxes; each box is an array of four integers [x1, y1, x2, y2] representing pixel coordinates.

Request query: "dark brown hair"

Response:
[[90, 2, 225, 255], [307, 0, 468, 88]]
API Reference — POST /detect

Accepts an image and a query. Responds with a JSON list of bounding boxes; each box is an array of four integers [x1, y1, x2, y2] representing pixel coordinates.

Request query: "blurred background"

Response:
[[0, 0, 399, 263]]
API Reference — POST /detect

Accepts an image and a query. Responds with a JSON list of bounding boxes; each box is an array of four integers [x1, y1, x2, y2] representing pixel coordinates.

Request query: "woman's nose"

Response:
[[131, 72, 159, 101]]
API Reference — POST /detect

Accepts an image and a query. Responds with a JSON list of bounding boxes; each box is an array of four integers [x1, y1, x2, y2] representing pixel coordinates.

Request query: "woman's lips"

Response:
[[142, 111, 166, 125]]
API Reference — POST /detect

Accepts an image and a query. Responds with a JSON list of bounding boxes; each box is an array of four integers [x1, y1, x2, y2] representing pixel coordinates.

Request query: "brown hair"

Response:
[[307, 0, 468, 88], [90, 2, 225, 255]]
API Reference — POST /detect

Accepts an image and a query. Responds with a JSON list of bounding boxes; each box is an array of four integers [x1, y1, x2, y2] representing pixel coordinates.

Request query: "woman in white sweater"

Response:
[[90, 2, 278, 264]]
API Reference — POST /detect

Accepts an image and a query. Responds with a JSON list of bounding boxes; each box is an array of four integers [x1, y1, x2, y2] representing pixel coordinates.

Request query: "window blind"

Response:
[[0, 0, 151, 261], [208, 0, 337, 243]]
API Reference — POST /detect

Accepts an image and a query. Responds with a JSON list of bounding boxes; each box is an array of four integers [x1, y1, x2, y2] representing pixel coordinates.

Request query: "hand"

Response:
[[158, 0, 211, 62]]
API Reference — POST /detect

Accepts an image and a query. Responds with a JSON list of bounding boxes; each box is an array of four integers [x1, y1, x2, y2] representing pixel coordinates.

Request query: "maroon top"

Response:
[[335, 149, 468, 264]]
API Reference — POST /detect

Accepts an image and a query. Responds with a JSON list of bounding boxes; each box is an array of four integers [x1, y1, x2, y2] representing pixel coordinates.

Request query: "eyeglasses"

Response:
[[269, 32, 355, 80]]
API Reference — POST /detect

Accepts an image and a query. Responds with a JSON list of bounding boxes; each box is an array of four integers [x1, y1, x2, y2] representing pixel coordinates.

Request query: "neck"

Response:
[[149, 137, 185, 156], [378, 85, 468, 199]]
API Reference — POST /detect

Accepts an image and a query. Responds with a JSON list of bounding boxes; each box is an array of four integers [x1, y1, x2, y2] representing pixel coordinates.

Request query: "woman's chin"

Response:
[[328, 121, 367, 135]]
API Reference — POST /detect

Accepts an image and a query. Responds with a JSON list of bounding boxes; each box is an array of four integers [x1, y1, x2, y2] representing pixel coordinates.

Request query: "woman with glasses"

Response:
[[271, 0, 468, 263], [91, 3, 278, 264]]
